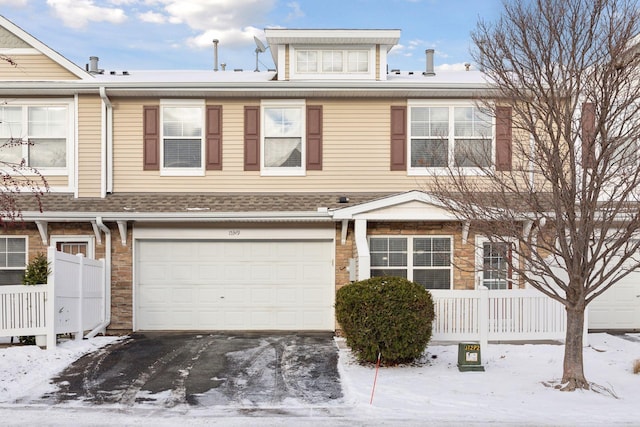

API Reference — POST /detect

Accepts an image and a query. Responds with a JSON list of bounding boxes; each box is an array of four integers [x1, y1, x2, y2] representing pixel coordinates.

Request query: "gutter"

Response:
[[20, 210, 334, 222], [85, 217, 111, 338], [99, 87, 113, 197]]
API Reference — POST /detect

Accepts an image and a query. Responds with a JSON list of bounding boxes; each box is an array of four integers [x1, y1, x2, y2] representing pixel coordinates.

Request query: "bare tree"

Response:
[[427, 0, 640, 391], [0, 57, 48, 224]]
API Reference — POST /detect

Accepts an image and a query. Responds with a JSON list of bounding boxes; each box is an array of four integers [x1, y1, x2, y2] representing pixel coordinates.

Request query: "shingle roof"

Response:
[[13, 192, 395, 217]]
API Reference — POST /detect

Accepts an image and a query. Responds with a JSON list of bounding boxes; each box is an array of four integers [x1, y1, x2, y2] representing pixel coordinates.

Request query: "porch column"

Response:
[[354, 219, 370, 280]]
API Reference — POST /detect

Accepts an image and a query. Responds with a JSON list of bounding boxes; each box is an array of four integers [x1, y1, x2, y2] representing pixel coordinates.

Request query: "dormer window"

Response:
[[295, 49, 370, 75]]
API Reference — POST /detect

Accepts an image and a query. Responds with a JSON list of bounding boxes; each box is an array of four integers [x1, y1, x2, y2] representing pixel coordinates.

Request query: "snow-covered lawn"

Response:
[[0, 333, 638, 425]]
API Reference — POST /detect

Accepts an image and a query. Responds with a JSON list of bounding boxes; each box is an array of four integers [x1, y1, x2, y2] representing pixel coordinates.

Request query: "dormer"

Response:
[[264, 29, 401, 81]]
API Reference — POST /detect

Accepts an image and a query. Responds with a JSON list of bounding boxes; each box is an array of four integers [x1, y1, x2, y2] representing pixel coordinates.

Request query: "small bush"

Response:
[[19, 253, 50, 345], [22, 253, 50, 286], [634, 359, 640, 375], [336, 276, 435, 365]]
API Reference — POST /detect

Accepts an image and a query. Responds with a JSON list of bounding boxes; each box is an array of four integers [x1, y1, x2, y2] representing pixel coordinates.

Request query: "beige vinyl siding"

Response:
[[77, 95, 102, 197], [111, 97, 428, 193], [0, 54, 79, 80]]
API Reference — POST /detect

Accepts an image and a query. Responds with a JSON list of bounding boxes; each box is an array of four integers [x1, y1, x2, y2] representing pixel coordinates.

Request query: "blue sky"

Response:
[[0, 0, 505, 73]]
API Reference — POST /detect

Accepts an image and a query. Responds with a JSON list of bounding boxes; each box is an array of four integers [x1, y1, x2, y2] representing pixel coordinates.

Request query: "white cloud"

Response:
[[0, 0, 28, 6], [46, 0, 128, 29], [286, 1, 304, 21], [154, 0, 276, 48], [435, 62, 471, 72], [138, 10, 167, 24]]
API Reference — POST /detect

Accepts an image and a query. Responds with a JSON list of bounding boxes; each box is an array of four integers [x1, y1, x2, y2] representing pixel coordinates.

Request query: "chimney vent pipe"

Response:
[[423, 49, 435, 76], [213, 39, 219, 72]]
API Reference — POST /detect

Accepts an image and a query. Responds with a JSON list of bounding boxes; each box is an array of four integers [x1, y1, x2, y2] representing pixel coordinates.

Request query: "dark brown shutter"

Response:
[[581, 102, 596, 169], [306, 105, 323, 170], [390, 106, 407, 171], [244, 106, 260, 171], [205, 105, 222, 170], [143, 106, 160, 170], [495, 106, 512, 171]]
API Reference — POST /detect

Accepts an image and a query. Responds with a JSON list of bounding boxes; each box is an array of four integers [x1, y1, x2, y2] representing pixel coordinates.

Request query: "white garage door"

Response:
[[136, 239, 334, 331], [589, 272, 640, 330]]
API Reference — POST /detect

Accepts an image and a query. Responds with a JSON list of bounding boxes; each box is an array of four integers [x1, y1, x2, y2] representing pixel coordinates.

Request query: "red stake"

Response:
[[370, 352, 381, 405]]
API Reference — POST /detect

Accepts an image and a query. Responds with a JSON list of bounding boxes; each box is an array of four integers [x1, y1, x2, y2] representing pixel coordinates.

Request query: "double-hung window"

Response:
[[0, 100, 72, 173], [261, 100, 305, 175], [161, 100, 204, 175], [0, 236, 27, 285], [409, 101, 493, 174], [476, 237, 516, 289], [369, 236, 452, 289]]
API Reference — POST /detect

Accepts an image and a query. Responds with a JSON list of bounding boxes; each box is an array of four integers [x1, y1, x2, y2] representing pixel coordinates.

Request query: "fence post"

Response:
[[76, 253, 84, 341], [479, 286, 489, 349], [45, 247, 56, 350]]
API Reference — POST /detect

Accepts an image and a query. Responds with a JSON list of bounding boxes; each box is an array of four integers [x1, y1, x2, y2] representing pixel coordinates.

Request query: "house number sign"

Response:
[[228, 230, 241, 236]]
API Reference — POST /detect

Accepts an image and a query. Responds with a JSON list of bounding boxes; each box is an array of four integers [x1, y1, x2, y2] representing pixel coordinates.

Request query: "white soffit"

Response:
[[332, 190, 458, 221], [265, 29, 401, 49]]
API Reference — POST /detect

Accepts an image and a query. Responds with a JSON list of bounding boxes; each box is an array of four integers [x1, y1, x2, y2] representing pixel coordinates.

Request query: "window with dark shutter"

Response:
[[306, 105, 323, 170], [581, 102, 596, 169], [143, 105, 160, 170], [244, 106, 260, 171], [495, 106, 512, 171], [205, 105, 222, 170], [390, 106, 407, 171]]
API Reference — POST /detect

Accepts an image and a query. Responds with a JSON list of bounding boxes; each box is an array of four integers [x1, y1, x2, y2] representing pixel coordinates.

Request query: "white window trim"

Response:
[[0, 98, 74, 176], [289, 46, 376, 80], [368, 235, 454, 290], [159, 99, 205, 177], [407, 100, 495, 176], [50, 235, 95, 258], [261, 99, 306, 176], [0, 236, 28, 286], [475, 236, 520, 290]]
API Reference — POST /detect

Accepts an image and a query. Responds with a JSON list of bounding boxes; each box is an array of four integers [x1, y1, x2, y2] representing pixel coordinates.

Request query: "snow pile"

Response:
[[0, 336, 121, 403], [0, 333, 638, 425]]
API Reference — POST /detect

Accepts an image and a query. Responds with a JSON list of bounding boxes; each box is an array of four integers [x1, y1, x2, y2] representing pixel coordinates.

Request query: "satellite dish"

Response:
[[253, 36, 268, 71], [254, 36, 267, 53]]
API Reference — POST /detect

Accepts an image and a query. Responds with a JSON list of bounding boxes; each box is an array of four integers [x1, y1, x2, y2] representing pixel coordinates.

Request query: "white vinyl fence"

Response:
[[0, 247, 106, 349], [430, 287, 567, 348]]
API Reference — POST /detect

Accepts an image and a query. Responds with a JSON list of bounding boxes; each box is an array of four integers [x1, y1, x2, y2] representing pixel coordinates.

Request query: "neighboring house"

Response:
[[0, 16, 636, 333]]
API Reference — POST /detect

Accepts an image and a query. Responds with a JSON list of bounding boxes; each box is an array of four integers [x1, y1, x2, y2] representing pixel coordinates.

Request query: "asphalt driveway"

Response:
[[39, 332, 342, 408]]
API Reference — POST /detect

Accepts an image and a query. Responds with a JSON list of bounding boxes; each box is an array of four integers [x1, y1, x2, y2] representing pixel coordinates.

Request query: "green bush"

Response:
[[19, 253, 50, 345], [22, 253, 50, 286], [336, 276, 435, 365]]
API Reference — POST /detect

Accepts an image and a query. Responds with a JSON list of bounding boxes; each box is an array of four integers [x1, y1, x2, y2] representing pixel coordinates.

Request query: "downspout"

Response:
[[86, 216, 111, 337], [99, 87, 113, 197]]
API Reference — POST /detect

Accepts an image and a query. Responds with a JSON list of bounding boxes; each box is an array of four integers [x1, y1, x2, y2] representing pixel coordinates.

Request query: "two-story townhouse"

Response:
[[0, 16, 637, 334]]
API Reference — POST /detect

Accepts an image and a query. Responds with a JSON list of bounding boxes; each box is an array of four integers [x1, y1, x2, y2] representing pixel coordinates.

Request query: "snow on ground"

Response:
[[0, 333, 638, 426]]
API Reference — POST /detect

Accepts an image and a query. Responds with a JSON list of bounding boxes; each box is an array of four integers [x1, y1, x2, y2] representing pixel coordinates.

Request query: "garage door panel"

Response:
[[589, 271, 640, 330], [136, 239, 334, 331]]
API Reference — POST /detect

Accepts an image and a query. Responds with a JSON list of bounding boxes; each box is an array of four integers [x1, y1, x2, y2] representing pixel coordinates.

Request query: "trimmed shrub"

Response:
[[336, 276, 435, 364]]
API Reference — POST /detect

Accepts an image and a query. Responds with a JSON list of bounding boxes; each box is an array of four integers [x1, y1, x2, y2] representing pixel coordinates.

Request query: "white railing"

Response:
[[0, 247, 106, 349], [430, 287, 567, 348], [0, 284, 48, 337]]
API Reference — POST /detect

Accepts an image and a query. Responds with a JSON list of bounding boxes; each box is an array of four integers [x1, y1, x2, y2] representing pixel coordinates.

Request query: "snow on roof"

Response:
[[89, 68, 489, 86]]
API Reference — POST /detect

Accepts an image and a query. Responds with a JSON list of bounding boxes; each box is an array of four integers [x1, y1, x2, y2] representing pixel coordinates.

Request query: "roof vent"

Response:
[[87, 56, 104, 75], [465, 63, 471, 71], [423, 49, 436, 77], [213, 39, 219, 72], [234, 68, 243, 72]]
